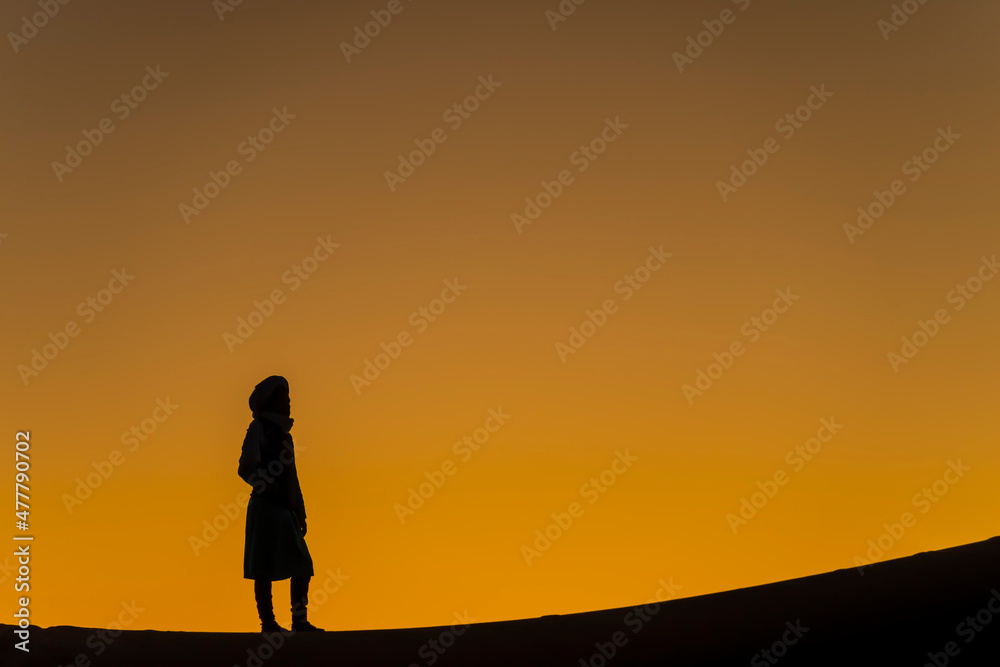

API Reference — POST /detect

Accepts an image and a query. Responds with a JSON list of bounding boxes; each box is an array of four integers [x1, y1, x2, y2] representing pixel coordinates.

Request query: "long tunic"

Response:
[[238, 417, 313, 580]]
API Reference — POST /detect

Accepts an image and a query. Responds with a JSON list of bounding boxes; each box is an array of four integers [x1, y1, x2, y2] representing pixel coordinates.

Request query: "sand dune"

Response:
[[6, 537, 1000, 666]]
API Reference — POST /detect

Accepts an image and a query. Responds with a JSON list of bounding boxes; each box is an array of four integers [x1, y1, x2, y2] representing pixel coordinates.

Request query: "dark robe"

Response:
[[238, 376, 313, 581]]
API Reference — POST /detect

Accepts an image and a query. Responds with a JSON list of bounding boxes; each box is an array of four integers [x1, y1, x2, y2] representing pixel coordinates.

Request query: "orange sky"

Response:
[[2, 0, 1000, 633]]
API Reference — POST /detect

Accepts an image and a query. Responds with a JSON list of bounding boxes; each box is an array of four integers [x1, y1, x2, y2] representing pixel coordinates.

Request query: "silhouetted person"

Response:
[[238, 375, 323, 633]]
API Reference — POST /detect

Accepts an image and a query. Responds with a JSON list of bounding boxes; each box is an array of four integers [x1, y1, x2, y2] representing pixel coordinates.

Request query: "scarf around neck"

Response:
[[254, 411, 294, 433]]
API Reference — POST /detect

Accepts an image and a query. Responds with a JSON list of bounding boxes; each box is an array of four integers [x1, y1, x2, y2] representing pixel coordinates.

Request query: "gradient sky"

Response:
[[2, 0, 1000, 634]]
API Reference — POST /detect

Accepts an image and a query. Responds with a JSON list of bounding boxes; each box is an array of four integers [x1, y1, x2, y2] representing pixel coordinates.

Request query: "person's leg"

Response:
[[290, 576, 323, 631], [255, 579, 287, 633]]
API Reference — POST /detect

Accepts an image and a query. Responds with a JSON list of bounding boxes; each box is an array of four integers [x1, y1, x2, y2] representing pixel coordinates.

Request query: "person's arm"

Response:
[[291, 457, 306, 521], [238, 422, 275, 493], [237, 423, 260, 484]]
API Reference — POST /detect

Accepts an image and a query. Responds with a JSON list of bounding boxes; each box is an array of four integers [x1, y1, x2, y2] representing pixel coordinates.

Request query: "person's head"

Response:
[[249, 375, 291, 417], [263, 382, 290, 417]]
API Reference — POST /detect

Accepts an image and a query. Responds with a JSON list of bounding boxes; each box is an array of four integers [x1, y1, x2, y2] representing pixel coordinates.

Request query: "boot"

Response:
[[290, 576, 324, 632], [255, 579, 289, 633]]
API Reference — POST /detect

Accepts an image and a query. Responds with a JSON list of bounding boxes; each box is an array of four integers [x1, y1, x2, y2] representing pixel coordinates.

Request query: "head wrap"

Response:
[[249, 375, 293, 432]]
